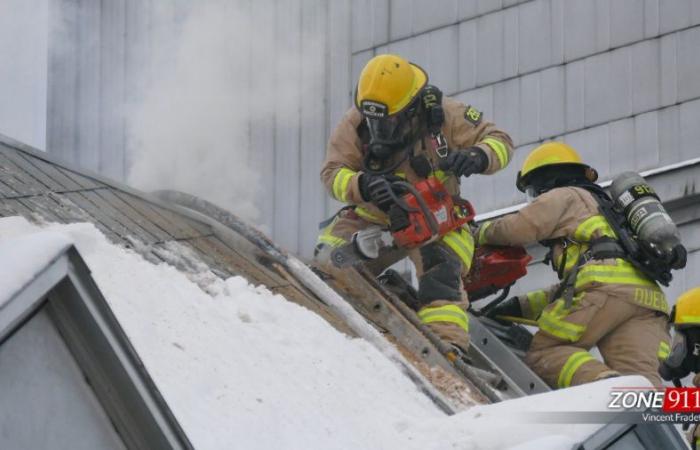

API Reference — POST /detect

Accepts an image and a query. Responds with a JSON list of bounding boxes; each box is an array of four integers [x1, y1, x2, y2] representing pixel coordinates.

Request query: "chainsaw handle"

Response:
[[392, 181, 440, 237]]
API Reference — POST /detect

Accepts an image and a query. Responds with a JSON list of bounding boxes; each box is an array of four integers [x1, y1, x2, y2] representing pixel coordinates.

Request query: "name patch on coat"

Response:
[[464, 105, 482, 125]]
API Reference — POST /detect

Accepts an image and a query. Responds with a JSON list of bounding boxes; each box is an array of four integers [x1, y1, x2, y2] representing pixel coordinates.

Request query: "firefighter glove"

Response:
[[485, 296, 522, 321], [439, 147, 488, 178], [359, 173, 404, 212]]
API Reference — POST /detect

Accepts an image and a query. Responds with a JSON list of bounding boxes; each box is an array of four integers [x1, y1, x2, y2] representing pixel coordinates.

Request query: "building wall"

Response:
[[0, 0, 48, 149], [347, 0, 700, 297], [47, 0, 351, 256], [47, 0, 700, 301]]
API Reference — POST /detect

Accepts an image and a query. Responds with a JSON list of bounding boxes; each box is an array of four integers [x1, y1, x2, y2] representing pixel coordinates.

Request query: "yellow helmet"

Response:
[[672, 287, 700, 328], [355, 54, 428, 118], [516, 141, 598, 192]]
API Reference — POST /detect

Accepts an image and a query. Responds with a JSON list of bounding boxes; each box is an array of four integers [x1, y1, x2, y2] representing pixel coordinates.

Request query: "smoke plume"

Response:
[[126, 1, 316, 224]]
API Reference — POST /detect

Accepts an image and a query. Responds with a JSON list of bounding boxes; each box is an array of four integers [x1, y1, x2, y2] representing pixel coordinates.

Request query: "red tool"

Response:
[[330, 176, 532, 301], [464, 246, 532, 300], [388, 176, 475, 248]]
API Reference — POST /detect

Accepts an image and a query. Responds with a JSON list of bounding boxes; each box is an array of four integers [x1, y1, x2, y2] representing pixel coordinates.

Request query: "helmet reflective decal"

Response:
[[360, 100, 388, 118]]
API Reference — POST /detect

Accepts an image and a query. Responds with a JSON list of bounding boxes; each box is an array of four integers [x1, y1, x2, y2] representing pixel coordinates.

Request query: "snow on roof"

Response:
[[1, 214, 646, 449], [0, 219, 72, 307]]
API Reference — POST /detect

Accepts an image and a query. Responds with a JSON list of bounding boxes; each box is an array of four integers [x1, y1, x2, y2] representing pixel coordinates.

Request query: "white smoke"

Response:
[[126, 1, 317, 224]]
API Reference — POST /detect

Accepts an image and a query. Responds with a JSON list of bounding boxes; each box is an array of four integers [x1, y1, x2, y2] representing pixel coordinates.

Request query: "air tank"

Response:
[[610, 172, 686, 269]]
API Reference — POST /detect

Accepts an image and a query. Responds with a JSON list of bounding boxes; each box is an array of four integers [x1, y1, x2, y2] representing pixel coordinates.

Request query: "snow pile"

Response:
[[0, 231, 71, 307], [0, 216, 650, 449]]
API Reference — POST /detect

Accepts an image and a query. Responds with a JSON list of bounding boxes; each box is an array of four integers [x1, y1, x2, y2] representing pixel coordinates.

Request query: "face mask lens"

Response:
[[366, 116, 400, 142], [525, 186, 538, 203]]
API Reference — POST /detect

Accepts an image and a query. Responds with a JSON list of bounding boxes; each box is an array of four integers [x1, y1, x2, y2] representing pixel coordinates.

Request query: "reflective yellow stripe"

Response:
[[658, 341, 670, 360], [332, 168, 356, 203], [555, 243, 583, 272], [418, 304, 469, 332], [482, 137, 509, 168], [574, 215, 616, 241], [526, 289, 549, 319], [394, 171, 406, 179], [538, 299, 586, 342], [354, 206, 388, 224], [441, 228, 475, 269], [317, 234, 347, 248], [678, 315, 700, 324], [575, 260, 657, 289], [316, 217, 348, 248], [433, 169, 449, 184], [477, 221, 492, 246], [557, 351, 595, 388]]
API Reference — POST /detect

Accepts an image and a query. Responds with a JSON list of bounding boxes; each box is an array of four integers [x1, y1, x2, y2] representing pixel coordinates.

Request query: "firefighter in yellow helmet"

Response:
[[478, 142, 671, 387], [659, 287, 700, 449], [314, 54, 514, 351]]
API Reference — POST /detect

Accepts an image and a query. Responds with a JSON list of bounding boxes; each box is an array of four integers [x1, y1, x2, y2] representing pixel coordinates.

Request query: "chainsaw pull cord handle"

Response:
[[392, 180, 441, 238]]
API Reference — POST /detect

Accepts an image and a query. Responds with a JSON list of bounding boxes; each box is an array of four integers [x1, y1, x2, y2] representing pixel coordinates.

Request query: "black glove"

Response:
[[421, 85, 444, 132], [358, 173, 404, 212], [439, 147, 489, 178], [485, 296, 522, 321]]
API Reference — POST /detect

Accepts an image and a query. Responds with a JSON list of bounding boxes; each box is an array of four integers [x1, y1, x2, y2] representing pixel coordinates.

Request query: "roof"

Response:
[[0, 233, 191, 449], [0, 133, 354, 336]]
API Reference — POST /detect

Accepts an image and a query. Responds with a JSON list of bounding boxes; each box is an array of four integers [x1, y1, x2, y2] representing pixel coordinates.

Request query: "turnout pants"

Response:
[[315, 208, 473, 350], [526, 285, 671, 388]]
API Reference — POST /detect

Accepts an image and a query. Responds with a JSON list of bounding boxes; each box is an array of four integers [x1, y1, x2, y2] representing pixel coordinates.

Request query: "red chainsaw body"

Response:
[[464, 246, 533, 298], [391, 177, 475, 249]]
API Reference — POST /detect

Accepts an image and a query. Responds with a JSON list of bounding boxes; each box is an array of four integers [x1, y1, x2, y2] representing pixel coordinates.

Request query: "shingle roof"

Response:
[[0, 134, 353, 336]]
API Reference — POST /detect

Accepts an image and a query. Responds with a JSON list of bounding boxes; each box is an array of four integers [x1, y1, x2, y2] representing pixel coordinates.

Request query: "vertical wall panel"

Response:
[[351, 0, 388, 52], [249, 0, 276, 234], [564, 60, 585, 131], [425, 26, 458, 94], [660, 33, 679, 107], [299, 0, 328, 257], [327, 0, 352, 221], [98, 0, 126, 180], [518, 0, 551, 74], [679, 99, 700, 161], [518, 73, 539, 145], [457, 20, 477, 92], [657, 105, 681, 166], [644, 0, 660, 37], [609, 0, 644, 48], [475, 12, 504, 86], [563, 0, 597, 61], [47, 0, 79, 161], [629, 40, 660, 113], [75, 0, 100, 172], [273, 0, 302, 254], [677, 27, 700, 103], [633, 110, 659, 171], [411, 0, 457, 35], [608, 118, 635, 176], [538, 66, 565, 139], [659, 0, 691, 34], [389, 0, 411, 41]]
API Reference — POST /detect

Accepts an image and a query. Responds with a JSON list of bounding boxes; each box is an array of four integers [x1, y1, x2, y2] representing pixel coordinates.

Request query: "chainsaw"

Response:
[[329, 175, 531, 300]]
